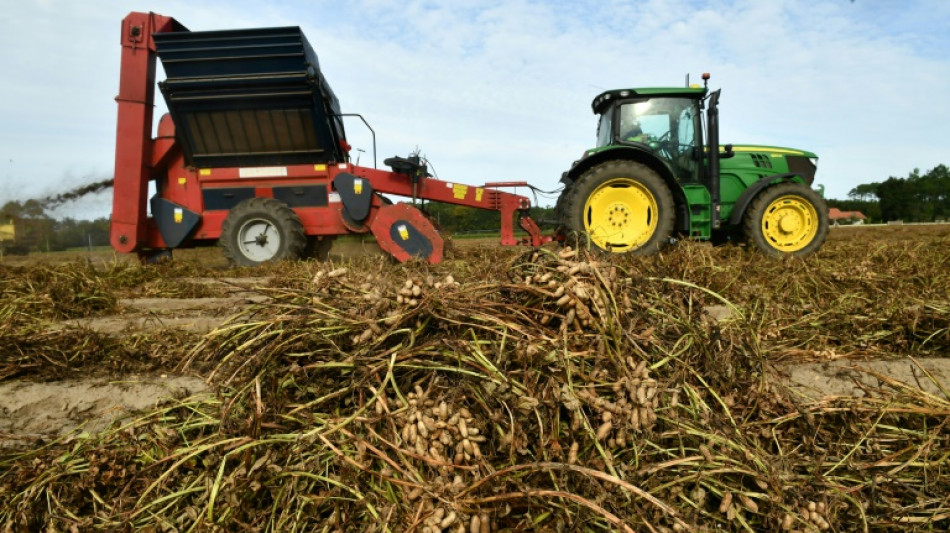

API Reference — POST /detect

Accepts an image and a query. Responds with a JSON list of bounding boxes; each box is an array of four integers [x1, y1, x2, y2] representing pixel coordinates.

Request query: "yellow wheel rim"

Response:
[[761, 195, 819, 252], [583, 178, 658, 252]]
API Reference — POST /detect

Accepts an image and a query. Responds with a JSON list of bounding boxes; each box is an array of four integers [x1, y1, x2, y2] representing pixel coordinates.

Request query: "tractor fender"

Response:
[[728, 172, 806, 226], [562, 147, 690, 232]]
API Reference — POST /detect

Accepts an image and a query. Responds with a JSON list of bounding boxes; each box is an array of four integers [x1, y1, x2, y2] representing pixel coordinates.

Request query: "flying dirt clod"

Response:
[[40, 178, 113, 210]]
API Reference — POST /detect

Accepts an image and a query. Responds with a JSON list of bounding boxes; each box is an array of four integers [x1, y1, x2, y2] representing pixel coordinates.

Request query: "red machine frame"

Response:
[[110, 12, 547, 262]]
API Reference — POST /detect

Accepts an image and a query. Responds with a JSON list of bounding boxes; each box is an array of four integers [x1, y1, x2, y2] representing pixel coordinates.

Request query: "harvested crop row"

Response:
[[1, 226, 949, 531]]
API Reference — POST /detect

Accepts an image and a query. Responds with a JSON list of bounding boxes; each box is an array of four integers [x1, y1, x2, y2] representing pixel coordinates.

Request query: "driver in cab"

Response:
[[623, 118, 696, 181], [623, 120, 657, 148]]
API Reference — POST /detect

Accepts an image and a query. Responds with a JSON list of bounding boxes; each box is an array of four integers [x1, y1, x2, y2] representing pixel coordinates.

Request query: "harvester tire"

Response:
[[304, 236, 335, 261], [560, 161, 675, 255], [220, 198, 307, 266], [744, 182, 828, 257]]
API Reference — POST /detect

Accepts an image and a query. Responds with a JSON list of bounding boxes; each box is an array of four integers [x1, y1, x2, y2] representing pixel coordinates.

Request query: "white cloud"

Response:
[[0, 0, 947, 219]]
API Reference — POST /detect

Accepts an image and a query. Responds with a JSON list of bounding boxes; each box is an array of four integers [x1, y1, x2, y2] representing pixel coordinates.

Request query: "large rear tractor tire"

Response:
[[553, 181, 573, 240], [743, 183, 828, 257], [560, 161, 675, 255], [220, 198, 307, 266]]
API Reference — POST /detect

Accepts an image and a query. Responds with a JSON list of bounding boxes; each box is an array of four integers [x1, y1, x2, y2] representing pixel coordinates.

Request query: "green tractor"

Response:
[[557, 74, 828, 257]]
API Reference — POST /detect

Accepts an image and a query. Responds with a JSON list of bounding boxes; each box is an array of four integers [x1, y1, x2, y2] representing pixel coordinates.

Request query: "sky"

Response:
[[0, 0, 948, 219]]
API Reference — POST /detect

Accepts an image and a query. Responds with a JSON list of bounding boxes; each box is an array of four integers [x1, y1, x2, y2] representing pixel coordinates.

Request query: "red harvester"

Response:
[[110, 12, 548, 265]]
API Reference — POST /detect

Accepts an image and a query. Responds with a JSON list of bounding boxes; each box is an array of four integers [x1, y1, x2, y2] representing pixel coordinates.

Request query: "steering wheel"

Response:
[[655, 130, 677, 159]]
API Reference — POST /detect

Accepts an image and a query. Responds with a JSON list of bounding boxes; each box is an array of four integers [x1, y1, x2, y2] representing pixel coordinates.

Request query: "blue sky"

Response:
[[1, 0, 948, 218]]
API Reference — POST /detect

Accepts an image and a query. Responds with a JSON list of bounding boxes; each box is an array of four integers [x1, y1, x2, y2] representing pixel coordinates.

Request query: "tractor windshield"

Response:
[[611, 97, 702, 182]]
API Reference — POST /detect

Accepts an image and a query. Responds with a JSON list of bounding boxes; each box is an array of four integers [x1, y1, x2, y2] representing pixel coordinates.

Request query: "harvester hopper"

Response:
[[153, 26, 347, 168]]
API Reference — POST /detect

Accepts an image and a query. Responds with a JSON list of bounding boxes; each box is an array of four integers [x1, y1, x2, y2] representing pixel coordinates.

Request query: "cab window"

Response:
[[617, 97, 701, 182]]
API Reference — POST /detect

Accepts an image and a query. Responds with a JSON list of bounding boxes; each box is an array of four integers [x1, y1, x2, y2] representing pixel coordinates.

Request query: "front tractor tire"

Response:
[[220, 198, 307, 266], [744, 183, 828, 257], [561, 161, 675, 255]]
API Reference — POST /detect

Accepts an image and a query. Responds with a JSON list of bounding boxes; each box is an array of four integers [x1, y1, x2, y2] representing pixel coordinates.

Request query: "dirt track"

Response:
[[0, 376, 209, 443]]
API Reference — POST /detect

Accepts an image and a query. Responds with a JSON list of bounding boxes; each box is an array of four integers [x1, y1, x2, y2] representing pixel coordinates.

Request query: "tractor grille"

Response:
[[750, 153, 772, 169], [786, 155, 817, 185]]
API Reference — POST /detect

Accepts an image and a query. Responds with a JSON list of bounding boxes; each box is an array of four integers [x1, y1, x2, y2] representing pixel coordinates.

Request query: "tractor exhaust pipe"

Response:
[[706, 89, 722, 229]]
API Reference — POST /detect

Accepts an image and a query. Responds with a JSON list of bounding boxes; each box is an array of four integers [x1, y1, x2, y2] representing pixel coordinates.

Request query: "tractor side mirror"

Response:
[[720, 144, 735, 159]]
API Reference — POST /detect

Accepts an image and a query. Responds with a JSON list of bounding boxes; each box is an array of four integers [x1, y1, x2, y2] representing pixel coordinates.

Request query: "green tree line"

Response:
[[1, 200, 110, 253], [419, 202, 557, 234], [827, 164, 949, 223]]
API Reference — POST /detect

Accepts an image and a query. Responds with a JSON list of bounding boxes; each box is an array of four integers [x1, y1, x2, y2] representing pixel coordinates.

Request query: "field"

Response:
[[1, 225, 949, 532]]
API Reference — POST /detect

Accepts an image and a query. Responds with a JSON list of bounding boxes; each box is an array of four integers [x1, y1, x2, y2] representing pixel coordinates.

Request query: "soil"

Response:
[[703, 303, 950, 401], [56, 277, 270, 334], [59, 296, 268, 334], [780, 357, 950, 400], [1, 275, 265, 445], [0, 375, 209, 445], [3, 224, 949, 529]]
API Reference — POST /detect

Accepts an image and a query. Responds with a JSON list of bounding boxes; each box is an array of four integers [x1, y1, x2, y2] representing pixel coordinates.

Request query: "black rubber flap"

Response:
[[389, 219, 434, 259], [154, 26, 347, 168], [150, 197, 201, 248], [332, 172, 373, 222]]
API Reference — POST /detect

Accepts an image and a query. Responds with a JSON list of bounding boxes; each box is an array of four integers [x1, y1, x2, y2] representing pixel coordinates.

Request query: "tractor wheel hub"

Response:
[[608, 203, 631, 227], [778, 214, 801, 233]]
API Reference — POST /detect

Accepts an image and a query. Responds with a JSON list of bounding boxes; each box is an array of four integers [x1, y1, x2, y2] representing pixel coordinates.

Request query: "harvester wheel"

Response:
[[304, 236, 335, 261], [744, 183, 828, 257], [220, 198, 306, 266], [561, 161, 675, 254]]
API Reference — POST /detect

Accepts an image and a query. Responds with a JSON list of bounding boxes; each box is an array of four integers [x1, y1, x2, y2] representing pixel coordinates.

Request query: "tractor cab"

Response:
[[592, 87, 707, 184]]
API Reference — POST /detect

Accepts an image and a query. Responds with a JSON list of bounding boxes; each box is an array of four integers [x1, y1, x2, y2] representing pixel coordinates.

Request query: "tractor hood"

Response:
[[722, 144, 817, 159], [720, 144, 819, 185]]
